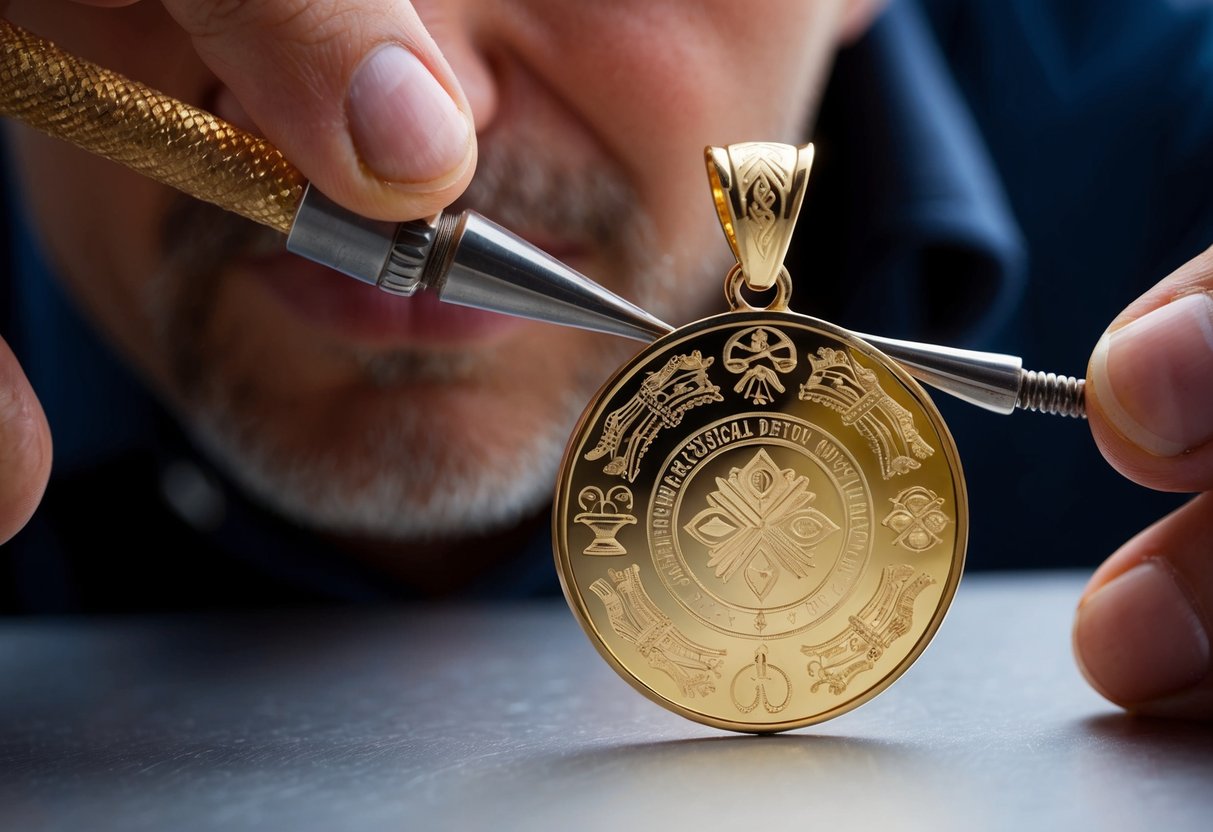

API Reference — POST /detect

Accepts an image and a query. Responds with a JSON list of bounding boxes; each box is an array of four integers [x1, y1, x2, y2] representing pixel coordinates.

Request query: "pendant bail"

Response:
[[705, 142, 814, 291]]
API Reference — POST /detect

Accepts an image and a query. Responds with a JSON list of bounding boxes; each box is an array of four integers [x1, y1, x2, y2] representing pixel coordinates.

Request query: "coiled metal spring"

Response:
[[1016, 370, 1086, 419]]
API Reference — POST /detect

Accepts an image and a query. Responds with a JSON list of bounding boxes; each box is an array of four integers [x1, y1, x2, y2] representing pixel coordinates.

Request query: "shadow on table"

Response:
[[1058, 713, 1213, 827], [1082, 713, 1213, 762]]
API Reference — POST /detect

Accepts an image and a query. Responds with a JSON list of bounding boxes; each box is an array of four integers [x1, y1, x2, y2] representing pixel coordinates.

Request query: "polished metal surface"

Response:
[[705, 142, 813, 291], [854, 331, 1087, 418], [287, 187, 670, 342], [433, 211, 672, 342], [1, 17, 668, 342], [286, 185, 420, 290], [0, 18, 1087, 380], [2, 574, 1210, 832], [554, 309, 967, 732], [0, 15, 1085, 378], [854, 331, 1026, 415]]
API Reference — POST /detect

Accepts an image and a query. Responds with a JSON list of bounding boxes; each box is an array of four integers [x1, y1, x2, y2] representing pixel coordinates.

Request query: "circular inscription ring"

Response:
[[553, 312, 968, 732]]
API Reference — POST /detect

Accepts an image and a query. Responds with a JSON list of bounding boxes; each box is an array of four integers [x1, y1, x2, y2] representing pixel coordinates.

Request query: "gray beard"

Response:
[[145, 138, 722, 541], [188, 377, 593, 541]]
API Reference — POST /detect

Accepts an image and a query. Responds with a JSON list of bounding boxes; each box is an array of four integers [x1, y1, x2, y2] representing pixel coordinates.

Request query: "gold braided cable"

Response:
[[0, 18, 304, 233]]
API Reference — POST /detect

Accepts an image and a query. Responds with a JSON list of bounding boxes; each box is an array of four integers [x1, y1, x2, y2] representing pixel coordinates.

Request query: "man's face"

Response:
[[5, 1, 852, 541]]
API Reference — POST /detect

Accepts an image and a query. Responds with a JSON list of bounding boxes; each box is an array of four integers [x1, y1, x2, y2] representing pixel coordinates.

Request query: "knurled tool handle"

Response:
[[0, 17, 304, 233]]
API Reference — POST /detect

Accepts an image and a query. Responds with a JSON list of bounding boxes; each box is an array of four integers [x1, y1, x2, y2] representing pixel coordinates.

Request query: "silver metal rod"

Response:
[[856, 331, 1086, 419], [427, 212, 671, 342], [287, 187, 1086, 416], [853, 331, 1024, 414], [287, 185, 670, 342]]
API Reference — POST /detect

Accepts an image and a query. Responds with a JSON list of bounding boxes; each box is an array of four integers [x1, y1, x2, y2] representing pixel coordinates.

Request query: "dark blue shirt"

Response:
[[3, 0, 1208, 611]]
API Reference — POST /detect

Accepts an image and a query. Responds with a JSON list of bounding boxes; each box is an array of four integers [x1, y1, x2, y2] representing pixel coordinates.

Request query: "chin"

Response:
[[179, 325, 629, 541]]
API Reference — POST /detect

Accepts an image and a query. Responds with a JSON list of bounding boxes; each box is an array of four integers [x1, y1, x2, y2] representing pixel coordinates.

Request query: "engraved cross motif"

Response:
[[883, 486, 949, 552], [685, 449, 839, 601]]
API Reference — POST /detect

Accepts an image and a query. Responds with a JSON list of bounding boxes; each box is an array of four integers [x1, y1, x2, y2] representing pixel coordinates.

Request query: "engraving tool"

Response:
[[0, 19, 1085, 417], [0, 18, 667, 343]]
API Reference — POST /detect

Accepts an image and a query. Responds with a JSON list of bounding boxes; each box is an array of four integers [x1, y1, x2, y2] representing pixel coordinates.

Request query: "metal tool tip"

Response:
[[434, 212, 673, 343]]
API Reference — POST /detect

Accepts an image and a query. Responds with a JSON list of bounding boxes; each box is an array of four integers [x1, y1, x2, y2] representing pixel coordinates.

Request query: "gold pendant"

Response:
[[553, 142, 967, 733]]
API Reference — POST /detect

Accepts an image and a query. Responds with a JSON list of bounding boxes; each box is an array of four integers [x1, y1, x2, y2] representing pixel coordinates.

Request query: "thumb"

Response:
[[0, 336, 52, 545], [161, 0, 475, 221], [1086, 247, 1213, 492]]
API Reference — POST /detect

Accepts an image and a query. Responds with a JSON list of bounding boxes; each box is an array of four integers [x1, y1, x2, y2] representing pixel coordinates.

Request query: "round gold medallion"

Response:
[[552, 143, 967, 733]]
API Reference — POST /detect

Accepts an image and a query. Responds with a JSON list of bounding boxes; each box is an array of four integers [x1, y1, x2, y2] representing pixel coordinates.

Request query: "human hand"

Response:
[[0, 0, 477, 542], [17, 0, 479, 219], [1074, 247, 1213, 718]]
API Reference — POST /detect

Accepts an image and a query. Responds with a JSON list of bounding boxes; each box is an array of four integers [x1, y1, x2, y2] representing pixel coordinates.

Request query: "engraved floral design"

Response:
[[882, 486, 949, 552], [685, 449, 839, 601]]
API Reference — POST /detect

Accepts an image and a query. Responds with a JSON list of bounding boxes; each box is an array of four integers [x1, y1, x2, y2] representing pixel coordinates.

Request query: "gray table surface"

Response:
[[1, 572, 1210, 832]]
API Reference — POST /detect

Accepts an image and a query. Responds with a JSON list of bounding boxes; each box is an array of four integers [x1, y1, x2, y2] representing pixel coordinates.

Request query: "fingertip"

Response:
[[1086, 292, 1213, 453], [269, 44, 479, 222], [210, 75, 477, 223], [0, 341, 52, 545], [1084, 381, 1162, 489], [1119, 687, 1213, 719], [1086, 292, 1213, 490], [172, 0, 478, 224], [1073, 557, 1212, 717], [1072, 601, 1117, 705], [365, 130, 477, 219], [346, 42, 475, 187], [311, 135, 477, 223]]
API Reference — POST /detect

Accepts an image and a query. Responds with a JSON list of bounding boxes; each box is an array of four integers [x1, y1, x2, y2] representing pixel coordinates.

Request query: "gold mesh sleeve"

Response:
[[0, 18, 304, 233]]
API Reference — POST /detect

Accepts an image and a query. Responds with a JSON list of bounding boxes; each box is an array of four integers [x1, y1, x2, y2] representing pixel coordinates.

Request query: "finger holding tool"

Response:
[[0, 16, 669, 342], [0, 16, 1086, 410], [45, 0, 478, 222]]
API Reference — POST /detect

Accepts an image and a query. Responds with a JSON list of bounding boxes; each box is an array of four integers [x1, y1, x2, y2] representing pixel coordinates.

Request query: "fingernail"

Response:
[[1074, 561, 1210, 706], [1090, 292, 1213, 456], [347, 44, 471, 184]]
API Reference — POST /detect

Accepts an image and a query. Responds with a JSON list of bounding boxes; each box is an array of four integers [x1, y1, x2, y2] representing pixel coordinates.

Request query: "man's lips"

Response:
[[240, 248, 558, 347]]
